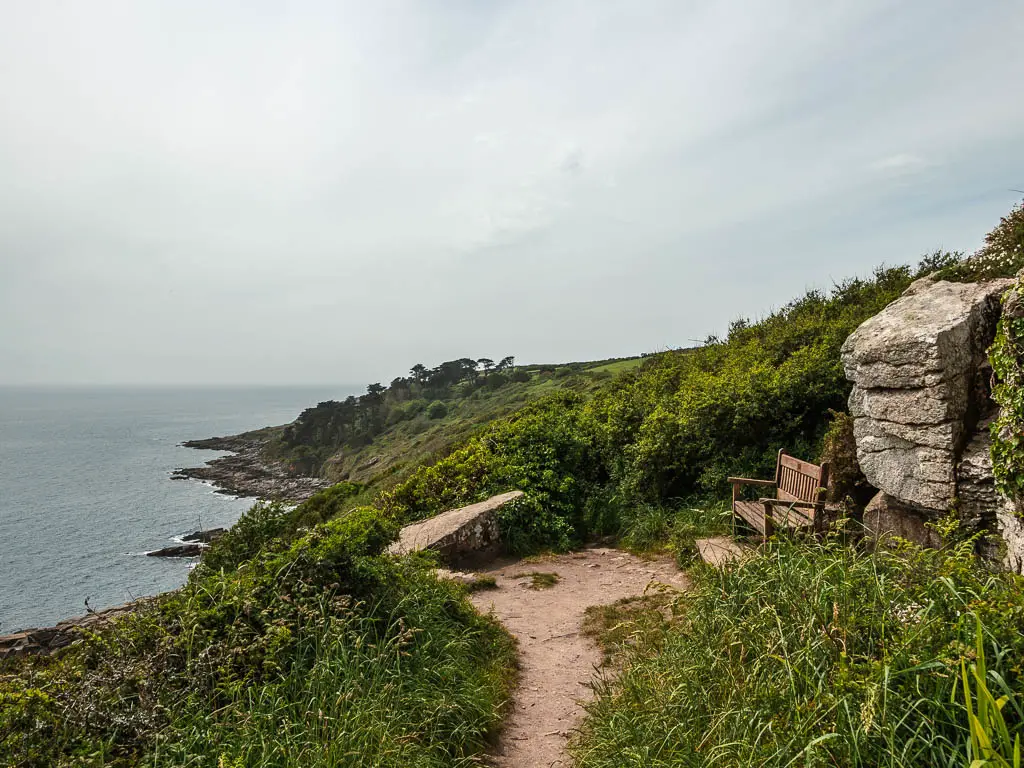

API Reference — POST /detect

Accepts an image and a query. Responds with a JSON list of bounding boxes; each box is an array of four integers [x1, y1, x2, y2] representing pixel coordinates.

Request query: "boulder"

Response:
[[388, 490, 523, 565], [863, 491, 944, 549], [842, 278, 1012, 512]]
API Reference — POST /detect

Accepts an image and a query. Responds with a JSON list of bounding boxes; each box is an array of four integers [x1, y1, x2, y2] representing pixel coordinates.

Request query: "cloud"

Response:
[[0, 1, 1023, 385], [871, 153, 931, 175]]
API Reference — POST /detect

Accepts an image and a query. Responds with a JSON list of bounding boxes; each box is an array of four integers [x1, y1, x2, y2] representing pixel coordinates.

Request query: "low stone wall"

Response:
[[388, 490, 523, 565]]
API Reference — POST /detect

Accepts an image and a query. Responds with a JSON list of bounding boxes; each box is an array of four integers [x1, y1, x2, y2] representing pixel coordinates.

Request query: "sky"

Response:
[[1, 1, 1023, 387]]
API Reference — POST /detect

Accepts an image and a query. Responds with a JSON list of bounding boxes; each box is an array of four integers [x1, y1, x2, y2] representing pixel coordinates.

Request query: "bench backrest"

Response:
[[775, 451, 829, 506]]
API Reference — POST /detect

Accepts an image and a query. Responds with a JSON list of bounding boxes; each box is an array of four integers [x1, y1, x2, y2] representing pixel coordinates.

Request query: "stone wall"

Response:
[[387, 490, 523, 566]]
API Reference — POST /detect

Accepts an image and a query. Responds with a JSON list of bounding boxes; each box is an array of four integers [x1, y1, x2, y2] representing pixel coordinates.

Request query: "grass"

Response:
[[571, 534, 1024, 768], [587, 358, 645, 375], [512, 571, 561, 590], [582, 592, 678, 665], [465, 575, 498, 592], [618, 501, 732, 565]]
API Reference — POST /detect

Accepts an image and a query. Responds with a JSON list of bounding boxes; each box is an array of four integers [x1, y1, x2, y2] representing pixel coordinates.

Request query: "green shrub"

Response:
[[427, 400, 448, 419], [200, 500, 293, 574], [991, 278, 1024, 502], [573, 538, 1024, 768], [496, 493, 573, 555], [285, 481, 363, 530]]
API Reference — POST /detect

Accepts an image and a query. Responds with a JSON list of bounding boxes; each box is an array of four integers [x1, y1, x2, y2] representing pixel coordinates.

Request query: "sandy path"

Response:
[[469, 547, 688, 768]]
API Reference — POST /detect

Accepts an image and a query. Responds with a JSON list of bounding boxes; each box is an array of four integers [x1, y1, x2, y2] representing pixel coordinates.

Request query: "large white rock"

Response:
[[841, 278, 1011, 512]]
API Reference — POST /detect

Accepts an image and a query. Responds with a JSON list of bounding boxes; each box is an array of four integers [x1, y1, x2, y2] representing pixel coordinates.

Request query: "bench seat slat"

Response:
[[734, 501, 768, 533]]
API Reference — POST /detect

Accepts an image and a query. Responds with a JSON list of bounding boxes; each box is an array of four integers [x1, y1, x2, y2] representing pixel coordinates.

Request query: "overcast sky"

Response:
[[1, 1, 1023, 386]]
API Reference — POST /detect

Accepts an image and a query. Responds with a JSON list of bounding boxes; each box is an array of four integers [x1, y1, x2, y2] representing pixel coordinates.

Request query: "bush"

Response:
[[285, 481, 363, 530], [495, 493, 573, 555], [427, 400, 448, 419], [935, 200, 1024, 282], [573, 537, 1024, 767]]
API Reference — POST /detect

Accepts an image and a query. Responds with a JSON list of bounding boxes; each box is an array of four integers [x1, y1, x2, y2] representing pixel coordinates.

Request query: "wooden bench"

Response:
[[728, 451, 830, 541]]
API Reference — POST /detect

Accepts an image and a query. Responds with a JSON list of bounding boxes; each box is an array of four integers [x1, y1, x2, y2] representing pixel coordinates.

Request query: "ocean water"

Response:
[[0, 386, 347, 633]]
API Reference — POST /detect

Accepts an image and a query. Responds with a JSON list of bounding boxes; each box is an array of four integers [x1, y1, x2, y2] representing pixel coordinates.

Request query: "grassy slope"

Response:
[[279, 357, 643, 490], [0, 504, 515, 768]]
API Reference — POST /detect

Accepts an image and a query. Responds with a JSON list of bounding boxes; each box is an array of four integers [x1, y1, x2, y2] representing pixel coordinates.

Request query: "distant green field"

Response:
[[586, 358, 643, 375]]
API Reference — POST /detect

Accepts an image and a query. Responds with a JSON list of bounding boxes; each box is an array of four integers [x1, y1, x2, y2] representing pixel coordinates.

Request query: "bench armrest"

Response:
[[728, 477, 776, 487], [758, 498, 821, 510]]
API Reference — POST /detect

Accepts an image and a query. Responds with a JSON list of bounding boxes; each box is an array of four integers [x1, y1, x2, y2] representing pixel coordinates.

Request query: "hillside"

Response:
[[179, 355, 648, 500]]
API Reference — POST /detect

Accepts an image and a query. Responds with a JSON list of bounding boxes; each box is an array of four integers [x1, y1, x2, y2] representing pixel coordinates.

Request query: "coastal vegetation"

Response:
[[3, 202, 1024, 767], [261, 355, 643, 485], [375, 262, 919, 556], [0, 502, 514, 767]]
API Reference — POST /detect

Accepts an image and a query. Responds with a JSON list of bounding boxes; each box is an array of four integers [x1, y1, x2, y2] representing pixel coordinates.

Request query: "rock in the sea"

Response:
[[841, 278, 1012, 512], [388, 490, 523, 565], [147, 543, 204, 558], [181, 528, 226, 544]]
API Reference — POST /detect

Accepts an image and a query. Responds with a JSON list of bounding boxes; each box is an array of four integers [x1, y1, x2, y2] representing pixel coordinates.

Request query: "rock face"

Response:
[[998, 501, 1024, 573], [842, 277, 1012, 522], [181, 528, 226, 544], [388, 490, 523, 565]]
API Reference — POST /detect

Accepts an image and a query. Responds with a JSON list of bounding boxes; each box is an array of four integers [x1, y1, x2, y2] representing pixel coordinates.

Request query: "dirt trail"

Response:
[[469, 548, 688, 768]]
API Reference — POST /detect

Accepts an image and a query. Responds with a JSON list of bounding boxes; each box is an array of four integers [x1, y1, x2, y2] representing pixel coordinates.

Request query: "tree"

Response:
[[497, 355, 515, 372], [410, 364, 427, 384], [477, 358, 494, 381]]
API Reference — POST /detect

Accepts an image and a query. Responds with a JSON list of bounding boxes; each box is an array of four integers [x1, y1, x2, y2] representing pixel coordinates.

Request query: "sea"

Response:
[[0, 386, 349, 633]]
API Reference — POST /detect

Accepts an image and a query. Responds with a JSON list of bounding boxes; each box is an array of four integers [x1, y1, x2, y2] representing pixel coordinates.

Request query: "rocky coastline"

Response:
[[0, 600, 155, 659], [172, 433, 330, 503]]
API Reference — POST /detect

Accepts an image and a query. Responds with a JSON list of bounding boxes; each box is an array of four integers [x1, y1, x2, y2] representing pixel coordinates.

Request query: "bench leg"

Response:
[[761, 502, 774, 543]]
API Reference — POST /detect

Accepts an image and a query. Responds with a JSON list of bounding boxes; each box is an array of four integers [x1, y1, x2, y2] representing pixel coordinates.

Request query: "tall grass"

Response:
[[153, 584, 513, 768], [573, 537, 1024, 768]]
